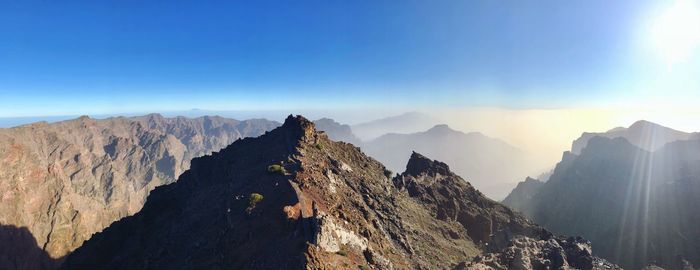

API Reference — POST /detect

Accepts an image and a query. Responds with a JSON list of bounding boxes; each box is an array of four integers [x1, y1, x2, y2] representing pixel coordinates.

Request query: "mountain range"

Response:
[[0, 114, 279, 268], [363, 124, 536, 200], [60, 115, 616, 270], [350, 112, 440, 141], [504, 120, 700, 269], [312, 118, 362, 146], [9, 112, 688, 269], [571, 120, 700, 154]]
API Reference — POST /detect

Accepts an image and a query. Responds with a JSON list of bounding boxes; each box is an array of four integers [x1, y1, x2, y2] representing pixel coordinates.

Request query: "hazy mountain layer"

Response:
[[0, 114, 279, 268], [351, 111, 439, 141], [501, 177, 544, 210], [571, 120, 700, 154], [313, 118, 362, 146], [504, 135, 700, 269], [363, 124, 536, 200], [61, 115, 615, 270]]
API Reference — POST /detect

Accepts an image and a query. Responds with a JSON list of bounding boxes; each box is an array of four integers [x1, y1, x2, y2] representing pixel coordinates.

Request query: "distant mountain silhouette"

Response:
[[61, 115, 617, 270], [504, 135, 700, 269], [351, 112, 439, 140], [501, 177, 544, 210], [572, 120, 700, 154], [313, 118, 362, 145], [0, 224, 62, 270], [363, 124, 535, 200]]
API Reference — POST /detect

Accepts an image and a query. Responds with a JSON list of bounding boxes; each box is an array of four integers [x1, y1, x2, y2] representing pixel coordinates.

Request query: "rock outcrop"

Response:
[[61, 115, 614, 270], [469, 236, 621, 270], [0, 114, 278, 267]]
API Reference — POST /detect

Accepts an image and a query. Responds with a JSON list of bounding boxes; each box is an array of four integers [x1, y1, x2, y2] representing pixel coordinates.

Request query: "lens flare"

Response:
[[650, 0, 700, 67]]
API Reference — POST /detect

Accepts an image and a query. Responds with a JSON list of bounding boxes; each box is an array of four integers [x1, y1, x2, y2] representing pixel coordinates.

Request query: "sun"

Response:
[[649, 0, 700, 67]]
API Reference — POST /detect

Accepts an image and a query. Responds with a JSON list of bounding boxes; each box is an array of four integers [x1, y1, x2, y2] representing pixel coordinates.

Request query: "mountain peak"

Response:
[[629, 119, 663, 130], [144, 113, 164, 119], [404, 151, 451, 176], [281, 114, 316, 140], [426, 124, 453, 133]]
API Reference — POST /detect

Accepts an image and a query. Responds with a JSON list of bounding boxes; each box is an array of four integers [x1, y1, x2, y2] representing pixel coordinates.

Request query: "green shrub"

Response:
[[267, 164, 287, 175], [246, 193, 264, 214], [314, 143, 323, 150], [359, 266, 370, 270], [249, 193, 264, 206], [336, 250, 348, 256]]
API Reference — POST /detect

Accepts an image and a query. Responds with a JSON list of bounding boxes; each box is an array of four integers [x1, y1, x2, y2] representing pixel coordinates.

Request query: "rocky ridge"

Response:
[[62, 115, 615, 270]]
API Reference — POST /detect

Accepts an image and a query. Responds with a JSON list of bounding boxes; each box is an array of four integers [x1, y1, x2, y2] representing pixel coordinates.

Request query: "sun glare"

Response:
[[650, 0, 700, 67]]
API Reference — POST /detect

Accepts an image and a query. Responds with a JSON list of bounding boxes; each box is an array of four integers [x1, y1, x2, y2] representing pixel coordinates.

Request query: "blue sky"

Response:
[[1, 0, 699, 117]]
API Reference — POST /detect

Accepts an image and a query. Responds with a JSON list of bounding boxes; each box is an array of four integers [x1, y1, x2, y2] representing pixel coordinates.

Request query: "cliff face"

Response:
[[505, 136, 700, 269], [62, 115, 615, 270], [0, 114, 278, 267]]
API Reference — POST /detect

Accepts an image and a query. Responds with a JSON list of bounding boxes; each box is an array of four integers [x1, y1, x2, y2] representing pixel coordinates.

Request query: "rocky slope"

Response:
[[0, 114, 278, 268], [61, 115, 615, 270], [504, 136, 700, 269], [571, 120, 700, 154], [364, 124, 536, 200]]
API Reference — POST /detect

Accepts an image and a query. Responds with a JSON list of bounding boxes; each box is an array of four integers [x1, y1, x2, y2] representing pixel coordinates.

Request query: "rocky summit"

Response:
[[0, 114, 278, 268], [61, 115, 615, 270]]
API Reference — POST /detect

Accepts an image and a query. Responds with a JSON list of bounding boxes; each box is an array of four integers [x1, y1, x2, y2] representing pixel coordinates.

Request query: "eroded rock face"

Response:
[[61, 115, 614, 270], [469, 236, 621, 270], [393, 152, 548, 247], [0, 114, 278, 267]]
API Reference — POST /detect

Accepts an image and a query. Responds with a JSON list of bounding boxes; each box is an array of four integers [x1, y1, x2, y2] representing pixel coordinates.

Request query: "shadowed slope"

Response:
[[0, 114, 278, 267], [0, 224, 63, 270], [506, 136, 700, 269]]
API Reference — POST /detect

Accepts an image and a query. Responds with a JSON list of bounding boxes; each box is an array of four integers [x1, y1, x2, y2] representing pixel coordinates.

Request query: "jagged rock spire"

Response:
[[280, 114, 317, 143], [404, 151, 451, 176]]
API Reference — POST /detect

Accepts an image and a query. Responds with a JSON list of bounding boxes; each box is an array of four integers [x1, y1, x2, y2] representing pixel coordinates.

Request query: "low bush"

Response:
[[267, 164, 288, 175], [246, 193, 264, 214]]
